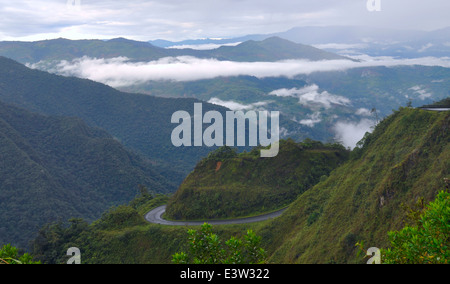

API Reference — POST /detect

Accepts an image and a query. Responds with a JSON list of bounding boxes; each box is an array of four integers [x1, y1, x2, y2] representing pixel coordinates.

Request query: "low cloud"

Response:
[[208, 98, 268, 111], [269, 85, 351, 109], [356, 108, 373, 117], [298, 112, 322, 127], [167, 42, 242, 50], [28, 55, 450, 88], [333, 119, 375, 149], [313, 43, 369, 50], [409, 85, 433, 100]]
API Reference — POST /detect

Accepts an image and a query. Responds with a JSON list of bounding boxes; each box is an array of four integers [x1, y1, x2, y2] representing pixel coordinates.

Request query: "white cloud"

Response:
[[269, 85, 351, 109], [298, 112, 322, 127], [333, 119, 376, 149], [167, 42, 242, 50], [356, 108, 373, 116], [409, 85, 433, 100], [1, 0, 449, 41], [28, 55, 450, 88], [312, 43, 369, 50], [208, 98, 268, 111], [418, 43, 434, 53]]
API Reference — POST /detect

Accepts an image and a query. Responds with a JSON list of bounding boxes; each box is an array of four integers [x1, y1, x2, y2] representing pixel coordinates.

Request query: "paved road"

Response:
[[145, 205, 287, 226], [421, 108, 450, 112]]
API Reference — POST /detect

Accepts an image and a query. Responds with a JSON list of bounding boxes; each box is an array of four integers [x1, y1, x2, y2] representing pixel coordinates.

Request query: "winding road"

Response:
[[145, 205, 288, 226]]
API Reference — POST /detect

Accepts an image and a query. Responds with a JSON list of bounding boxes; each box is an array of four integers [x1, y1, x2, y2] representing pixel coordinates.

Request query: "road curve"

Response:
[[145, 205, 287, 226]]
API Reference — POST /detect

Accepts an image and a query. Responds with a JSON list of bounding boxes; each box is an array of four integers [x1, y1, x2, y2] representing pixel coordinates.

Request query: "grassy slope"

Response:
[[258, 108, 449, 263], [166, 140, 349, 220], [32, 108, 449, 264]]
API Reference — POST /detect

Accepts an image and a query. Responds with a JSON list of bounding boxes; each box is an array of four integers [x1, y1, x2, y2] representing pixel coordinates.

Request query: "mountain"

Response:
[[30, 107, 449, 264], [0, 100, 175, 249], [118, 66, 450, 146], [0, 37, 350, 64], [0, 56, 232, 181], [151, 26, 450, 58], [262, 107, 449, 263], [205, 37, 352, 62], [275, 26, 450, 58], [0, 38, 169, 64], [165, 140, 349, 220]]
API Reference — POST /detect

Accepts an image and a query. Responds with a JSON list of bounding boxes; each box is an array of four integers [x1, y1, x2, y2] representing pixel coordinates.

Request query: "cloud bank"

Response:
[[333, 119, 376, 149], [208, 98, 268, 111], [167, 42, 242, 50], [269, 85, 350, 109], [1, 0, 449, 42], [29, 55, 450, 88]]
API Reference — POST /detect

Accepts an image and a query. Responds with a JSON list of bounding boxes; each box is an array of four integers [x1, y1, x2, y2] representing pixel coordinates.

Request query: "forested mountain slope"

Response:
[[260, 107, 449, 263], [0, 100, 173, 249], [166, 140, 349, 220]]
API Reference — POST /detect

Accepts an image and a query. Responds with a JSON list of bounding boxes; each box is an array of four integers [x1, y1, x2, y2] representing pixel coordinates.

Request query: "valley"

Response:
[[0, 18, 448, 265]]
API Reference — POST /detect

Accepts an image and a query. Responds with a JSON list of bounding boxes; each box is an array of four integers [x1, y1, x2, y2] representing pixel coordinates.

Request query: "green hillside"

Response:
[[28, 107, 449, 264], [207, 37, 352, 62], [165, 140, 349, 220], [0, 100, 173, 249], [120, 67, 450, 144], [260, 107, 449, 263], [0, 37, 349, 64], [0, 56, 230, 181]]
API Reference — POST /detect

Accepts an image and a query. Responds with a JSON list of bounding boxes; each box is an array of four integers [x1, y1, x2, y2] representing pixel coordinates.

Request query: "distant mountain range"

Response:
[[1, 35, 448, 148], [0, 36, 351, 64], [150, 26, 450, 58]]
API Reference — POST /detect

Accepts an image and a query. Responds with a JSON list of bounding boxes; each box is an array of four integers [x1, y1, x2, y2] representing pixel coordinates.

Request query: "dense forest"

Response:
[[16, 107, 449, 264], [0, 100, 173, 249], [166, 140, 349, 220]]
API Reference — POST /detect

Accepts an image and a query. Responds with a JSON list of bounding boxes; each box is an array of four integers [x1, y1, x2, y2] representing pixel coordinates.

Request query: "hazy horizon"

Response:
[[0, 0, 449, 42]]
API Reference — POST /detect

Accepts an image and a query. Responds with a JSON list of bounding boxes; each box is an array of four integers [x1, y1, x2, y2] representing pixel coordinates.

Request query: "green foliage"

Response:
[[166, 139, 349, 220], [31, 194, 171, 264], [262, 108, 449, 264], [0, 37, 347, 65], [172, 223, 267, 264], [24, 108, 450, 265], [0, 56, 218, 189], [203, 146, 238, 162], [421, 97, 450, 108], [0, 99, 172, 249], [382, 189, 450, 264], [0, 244, 40, 264]]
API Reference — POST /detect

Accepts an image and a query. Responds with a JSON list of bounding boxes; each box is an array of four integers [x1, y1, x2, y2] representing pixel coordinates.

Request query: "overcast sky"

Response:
[[0, 0, 449, 41]]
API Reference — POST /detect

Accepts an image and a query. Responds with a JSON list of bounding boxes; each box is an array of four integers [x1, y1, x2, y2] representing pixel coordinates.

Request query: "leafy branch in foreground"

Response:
[[172, 223, 267, 264], [0, 244, 41, 264], [357, 184, 449, 264], [382, 188, 449, 264]]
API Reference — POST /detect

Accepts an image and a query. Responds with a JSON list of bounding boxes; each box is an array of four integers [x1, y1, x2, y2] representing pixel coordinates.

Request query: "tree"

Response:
[[0, 244, 41, 264], [172, 223, 267, 264], [382, 189, 449, 264]]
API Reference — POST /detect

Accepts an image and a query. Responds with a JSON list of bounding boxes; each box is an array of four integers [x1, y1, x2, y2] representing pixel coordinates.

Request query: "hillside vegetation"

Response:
[[0, 56, 230, 182], [259, 107, 449, 263], [27, 107, 450, 264], [0, 37, 349, 64], [166, 140, 349, 220], [0, 100, 172, 249]]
